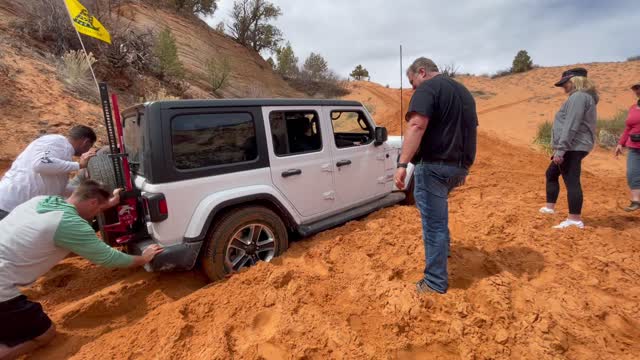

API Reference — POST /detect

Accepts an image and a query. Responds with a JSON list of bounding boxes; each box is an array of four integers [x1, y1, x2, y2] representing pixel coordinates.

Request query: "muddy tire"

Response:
[[201, 206, 288, 282], [402, 179, 416, 206]]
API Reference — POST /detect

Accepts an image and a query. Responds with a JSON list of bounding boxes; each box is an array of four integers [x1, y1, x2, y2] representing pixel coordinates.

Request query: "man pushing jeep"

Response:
[[0, 180, 163, 360]]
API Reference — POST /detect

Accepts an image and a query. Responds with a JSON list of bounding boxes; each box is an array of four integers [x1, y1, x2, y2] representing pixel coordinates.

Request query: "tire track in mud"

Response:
[[477, 93, 564, 115]]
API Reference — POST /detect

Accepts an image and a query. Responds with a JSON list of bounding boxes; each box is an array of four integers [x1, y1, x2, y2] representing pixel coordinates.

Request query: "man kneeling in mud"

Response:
[[0, 180, 163, 359]]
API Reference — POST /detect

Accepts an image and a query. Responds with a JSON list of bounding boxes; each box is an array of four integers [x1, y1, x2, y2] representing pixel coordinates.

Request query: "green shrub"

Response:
[[58, 50, 98, 101], [597, 110, 628, 137], [534, 121, 553, 153], [154, 28, 184, 80], [536, 110, 629, 152], [205, 57, 231, 94], [491, 68, 512, 79]]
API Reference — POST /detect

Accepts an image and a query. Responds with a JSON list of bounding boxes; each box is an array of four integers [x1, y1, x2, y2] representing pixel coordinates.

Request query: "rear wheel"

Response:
[[201, 206, 289, 281]]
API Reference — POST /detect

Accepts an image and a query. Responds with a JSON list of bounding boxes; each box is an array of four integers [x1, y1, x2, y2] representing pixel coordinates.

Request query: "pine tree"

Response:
[[350, 64, 369, 81], [512, 50, 533, 73], [154, 28, 184, 80], [275, 42, 298, 78], [302, 52, 328, 80]]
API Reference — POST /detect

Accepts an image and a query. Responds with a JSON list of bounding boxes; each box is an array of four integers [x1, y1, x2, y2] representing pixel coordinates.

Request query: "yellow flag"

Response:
[[64, 0, 111, 44]]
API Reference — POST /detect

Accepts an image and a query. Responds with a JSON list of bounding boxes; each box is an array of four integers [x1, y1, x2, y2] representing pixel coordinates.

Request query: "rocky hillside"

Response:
[[0, 0, 300, 162]]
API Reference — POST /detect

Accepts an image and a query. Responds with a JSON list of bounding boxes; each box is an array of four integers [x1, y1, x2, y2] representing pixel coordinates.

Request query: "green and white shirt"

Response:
[[0, 196, 134, 302]]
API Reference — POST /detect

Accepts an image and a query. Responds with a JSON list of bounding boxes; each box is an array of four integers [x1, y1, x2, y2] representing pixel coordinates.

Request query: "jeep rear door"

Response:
[[326, 107, 388, 210], [263, 107, 336, 218]]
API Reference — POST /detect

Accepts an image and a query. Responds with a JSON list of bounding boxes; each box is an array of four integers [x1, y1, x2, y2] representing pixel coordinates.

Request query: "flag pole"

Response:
[[63, 1, 100, 92], [400, 45, 404, 139]]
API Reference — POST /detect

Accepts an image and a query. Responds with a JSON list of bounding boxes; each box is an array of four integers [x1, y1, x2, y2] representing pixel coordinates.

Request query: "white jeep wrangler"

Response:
[[89, 99, 415, 281]]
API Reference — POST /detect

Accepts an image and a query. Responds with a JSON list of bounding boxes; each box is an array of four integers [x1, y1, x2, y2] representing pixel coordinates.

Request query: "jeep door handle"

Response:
[[336, 160, 352, 167], [281, 169, 302, 178]]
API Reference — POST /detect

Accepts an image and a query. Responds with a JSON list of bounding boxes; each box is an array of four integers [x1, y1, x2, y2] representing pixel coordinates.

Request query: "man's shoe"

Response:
[[553, 219, 584, 229], [539, 207, 555, 215], [624, 201, 640, 212], [416, 279, 442, 294]]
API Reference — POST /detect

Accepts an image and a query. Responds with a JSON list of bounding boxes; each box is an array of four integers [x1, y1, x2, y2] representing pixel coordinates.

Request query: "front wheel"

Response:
[[201, 206, 289, 281]]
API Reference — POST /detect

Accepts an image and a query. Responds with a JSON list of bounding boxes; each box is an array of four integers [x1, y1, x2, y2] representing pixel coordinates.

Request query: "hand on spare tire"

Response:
[[142, 244, 164, 264], [104, 188, 122, 209], [79, 149, 97, 169]]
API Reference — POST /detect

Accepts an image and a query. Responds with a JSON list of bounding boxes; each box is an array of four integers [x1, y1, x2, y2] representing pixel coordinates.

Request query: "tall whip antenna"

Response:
[[400, 45, 404, 138]]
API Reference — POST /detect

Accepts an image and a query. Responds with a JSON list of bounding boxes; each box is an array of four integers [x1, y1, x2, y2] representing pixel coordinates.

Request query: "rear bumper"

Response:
[[129, 239, 203, 272]]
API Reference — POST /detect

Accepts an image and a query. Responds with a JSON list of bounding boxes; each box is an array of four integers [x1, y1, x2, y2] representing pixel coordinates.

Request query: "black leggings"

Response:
[[546, 151, 588, 215]]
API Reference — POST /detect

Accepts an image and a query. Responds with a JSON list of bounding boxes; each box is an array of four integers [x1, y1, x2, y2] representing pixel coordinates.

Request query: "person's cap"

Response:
[[631, 82, 640, 90], [554, 67, 588, 87]]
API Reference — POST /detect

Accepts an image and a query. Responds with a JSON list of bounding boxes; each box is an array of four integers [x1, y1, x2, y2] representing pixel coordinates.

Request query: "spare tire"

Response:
[[87, 149, 119, 192], [69, 146, 113, 188], [85, 147, 120, 245]]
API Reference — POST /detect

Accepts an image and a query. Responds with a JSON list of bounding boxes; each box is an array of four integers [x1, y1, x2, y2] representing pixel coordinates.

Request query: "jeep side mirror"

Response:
[[374, 126, 388, 146]]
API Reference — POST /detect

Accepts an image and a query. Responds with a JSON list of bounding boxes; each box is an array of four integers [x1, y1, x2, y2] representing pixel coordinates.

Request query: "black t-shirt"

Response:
[[407, 74, 478, 169]]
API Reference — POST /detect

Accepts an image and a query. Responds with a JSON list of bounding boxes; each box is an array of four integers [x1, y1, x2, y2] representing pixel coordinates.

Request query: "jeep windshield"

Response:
[[123, 110, 144, 176]]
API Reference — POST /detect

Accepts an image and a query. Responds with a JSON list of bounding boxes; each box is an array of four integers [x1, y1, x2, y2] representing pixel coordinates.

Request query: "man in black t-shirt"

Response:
[[394, 57, 478, 295]]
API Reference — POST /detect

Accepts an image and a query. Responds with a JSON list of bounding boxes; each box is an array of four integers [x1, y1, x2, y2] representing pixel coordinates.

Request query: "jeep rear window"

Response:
[[171, 112, 257, 170], [123, 111, 144, 176]]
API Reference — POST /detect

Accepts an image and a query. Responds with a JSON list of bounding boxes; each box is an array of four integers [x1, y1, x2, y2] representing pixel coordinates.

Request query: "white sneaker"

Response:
[[553, 220, 584, 229], [539, 207, 555, 215]]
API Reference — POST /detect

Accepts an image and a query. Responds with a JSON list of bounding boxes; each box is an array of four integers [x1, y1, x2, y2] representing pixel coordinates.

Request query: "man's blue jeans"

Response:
[[413, 163, 468, 293]]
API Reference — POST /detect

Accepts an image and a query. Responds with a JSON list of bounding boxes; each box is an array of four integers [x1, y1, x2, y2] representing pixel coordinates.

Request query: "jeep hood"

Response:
[[387, 135, 403, 149]]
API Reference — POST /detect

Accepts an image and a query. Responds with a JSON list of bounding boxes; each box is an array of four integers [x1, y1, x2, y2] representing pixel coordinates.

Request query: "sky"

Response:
[[205, 0, 638, 87]]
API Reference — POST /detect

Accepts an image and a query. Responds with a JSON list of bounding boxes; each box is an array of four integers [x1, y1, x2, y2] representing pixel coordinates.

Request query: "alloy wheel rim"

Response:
[[225, 223, 276, 272]]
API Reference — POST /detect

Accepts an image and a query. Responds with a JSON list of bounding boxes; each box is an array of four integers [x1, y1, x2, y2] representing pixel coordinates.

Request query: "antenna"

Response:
[[400, 45, 404, 139]]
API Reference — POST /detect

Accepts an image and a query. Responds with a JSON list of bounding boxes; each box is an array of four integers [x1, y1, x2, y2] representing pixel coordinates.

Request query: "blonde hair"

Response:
[[570, 76, 597, 94]]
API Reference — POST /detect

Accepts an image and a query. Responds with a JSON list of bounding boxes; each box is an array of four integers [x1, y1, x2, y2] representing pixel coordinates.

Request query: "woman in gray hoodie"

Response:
[[539, 68, 599, 229]]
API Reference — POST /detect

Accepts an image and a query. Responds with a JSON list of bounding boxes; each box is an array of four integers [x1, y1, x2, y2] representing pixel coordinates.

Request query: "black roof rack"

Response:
[[140, 98, 363, 110]]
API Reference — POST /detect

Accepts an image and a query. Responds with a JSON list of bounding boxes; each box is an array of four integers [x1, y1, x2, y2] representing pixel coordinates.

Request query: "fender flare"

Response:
[[183, 187, 299, 243]]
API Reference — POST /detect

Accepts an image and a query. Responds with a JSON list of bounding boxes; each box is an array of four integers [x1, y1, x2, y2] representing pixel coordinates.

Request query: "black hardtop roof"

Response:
[[124, 98, 363, 113]]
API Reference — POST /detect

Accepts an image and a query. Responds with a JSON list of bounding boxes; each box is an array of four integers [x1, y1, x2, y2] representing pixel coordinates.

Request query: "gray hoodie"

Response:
[[552, 90, 599, 157]]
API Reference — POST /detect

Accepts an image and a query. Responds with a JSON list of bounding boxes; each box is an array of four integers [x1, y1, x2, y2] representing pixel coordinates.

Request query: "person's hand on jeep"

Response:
[[394, 168, 407, 189], [79, 149, 97, 169], [142, 245, 163, 264], [130, 245, 164, 267], [104, 188, 122, 210]]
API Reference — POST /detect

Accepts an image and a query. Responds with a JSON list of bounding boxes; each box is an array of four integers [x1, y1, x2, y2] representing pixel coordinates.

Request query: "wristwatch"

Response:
[[397, 162, 408, 169]]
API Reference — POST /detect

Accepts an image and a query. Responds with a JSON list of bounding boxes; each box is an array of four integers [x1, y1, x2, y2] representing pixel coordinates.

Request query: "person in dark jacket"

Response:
[[394, 57, 478, 295], [539, 68, 599, 229], [615, 82, 640, 212]]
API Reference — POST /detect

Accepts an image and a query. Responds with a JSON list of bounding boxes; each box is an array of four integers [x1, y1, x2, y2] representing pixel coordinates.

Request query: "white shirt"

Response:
[[0, 135, 79, 212]]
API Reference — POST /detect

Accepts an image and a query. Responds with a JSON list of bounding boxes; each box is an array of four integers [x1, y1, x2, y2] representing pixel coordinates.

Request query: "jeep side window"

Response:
[[269, 111, 322, 156], [330, 110, 373, 148], [171, 112, 257, 170]]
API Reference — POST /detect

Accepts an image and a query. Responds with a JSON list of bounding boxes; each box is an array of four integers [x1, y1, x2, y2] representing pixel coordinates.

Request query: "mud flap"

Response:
[[129, 239, 203, 272]]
